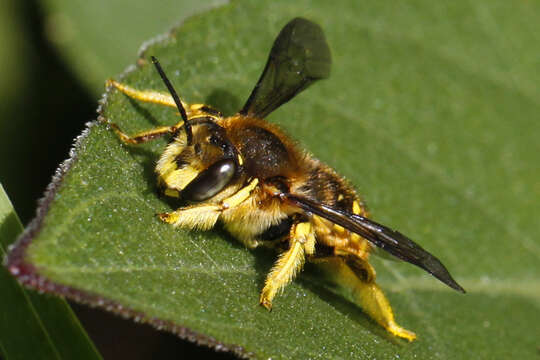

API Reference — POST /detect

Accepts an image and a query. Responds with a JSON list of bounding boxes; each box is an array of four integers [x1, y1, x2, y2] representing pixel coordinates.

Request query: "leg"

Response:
[[260, 221, 316, 310], [107, 79, 177, 108], [107, 79, 220, 117], [104, 79, 181, 144], [315, 257, 416, 341], [159, 179, 259, 230], [105, 80, 222, 144], [107, 122, 176, 144], [158, 203, 222, 231]]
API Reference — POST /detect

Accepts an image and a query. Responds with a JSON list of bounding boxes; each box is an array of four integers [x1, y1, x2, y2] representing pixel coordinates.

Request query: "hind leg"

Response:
[[313, 257, 416, 341]]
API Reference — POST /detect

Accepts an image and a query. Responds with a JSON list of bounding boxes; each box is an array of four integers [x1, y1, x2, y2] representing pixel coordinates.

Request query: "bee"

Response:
[[105, 17, 465, 341]]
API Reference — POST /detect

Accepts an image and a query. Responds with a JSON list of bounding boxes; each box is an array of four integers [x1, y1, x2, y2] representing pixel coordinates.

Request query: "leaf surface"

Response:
[[8, 1, 540, 359]]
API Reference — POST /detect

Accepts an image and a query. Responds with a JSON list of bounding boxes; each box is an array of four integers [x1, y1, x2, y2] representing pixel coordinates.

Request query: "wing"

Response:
[[281, 193, 466, 293], [239, 17, 331, 119]]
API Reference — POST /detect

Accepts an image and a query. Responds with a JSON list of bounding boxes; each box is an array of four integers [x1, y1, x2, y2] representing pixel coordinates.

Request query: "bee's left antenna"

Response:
[[151, 56, 193, 145]]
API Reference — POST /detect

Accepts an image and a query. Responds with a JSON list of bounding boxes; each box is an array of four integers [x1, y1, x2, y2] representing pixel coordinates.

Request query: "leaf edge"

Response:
[[5, 26, 257, 359]]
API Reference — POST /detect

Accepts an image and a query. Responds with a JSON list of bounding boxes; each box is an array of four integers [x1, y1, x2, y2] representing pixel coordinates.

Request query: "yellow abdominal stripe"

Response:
[[352, 201, 361, 215]]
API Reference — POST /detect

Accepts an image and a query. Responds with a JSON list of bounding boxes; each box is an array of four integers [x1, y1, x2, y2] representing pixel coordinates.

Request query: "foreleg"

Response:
[[158, 179, 259, 230]]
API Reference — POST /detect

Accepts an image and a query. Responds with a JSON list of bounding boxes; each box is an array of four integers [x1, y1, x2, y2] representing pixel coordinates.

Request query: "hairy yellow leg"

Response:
[[260, 222, 315, 310], [105, 79, 225, 144], [106, 79, 178, 108], [159, 204, 221, 231], [354, 280, 416, 341], [107, 123, 176, 144], [106, 79, 218, 117], [104, 79, 185, 144], [158, 179, 259, 230], [316, 258, 416, 341]]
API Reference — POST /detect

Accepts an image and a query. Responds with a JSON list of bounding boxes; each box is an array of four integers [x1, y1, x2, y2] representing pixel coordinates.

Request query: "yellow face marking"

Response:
[[337, 194, 344, 201], [237, 154, 244, 166], [160, 167, 199, 190], [352, 200, 361, 215], [164, 189, 180, 198], [158, 161, 177, 177]]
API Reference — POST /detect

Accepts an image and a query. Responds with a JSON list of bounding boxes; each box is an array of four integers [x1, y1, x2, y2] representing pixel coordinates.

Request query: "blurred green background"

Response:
[[0, 0, 234, 358], [0, 0, 94, 224]]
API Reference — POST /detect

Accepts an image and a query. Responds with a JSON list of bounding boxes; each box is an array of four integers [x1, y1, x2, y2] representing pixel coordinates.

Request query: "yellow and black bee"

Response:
[[105, 18, 464, 341]]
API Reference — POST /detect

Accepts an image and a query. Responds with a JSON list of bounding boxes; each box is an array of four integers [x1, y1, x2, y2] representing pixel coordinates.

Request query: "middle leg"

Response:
[[259, 221, 316, 310]]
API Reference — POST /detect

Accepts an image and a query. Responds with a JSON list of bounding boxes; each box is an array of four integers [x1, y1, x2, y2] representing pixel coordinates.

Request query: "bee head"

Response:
[[156, 118, 238, 201], [150, 56, 239, 202]]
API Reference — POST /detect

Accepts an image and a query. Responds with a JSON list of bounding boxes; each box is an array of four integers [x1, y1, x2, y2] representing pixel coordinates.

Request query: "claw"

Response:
[[259, 295, 273, 311], [157, 212, 173, 223], [387, 323, 417, 342]]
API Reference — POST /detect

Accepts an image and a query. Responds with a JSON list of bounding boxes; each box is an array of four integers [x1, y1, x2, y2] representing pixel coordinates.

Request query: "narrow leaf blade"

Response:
[[0, 184, 102, 360]]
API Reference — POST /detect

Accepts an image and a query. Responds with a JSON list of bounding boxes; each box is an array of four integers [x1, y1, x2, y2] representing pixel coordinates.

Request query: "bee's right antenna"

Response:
[[151, 56, 193, 145]]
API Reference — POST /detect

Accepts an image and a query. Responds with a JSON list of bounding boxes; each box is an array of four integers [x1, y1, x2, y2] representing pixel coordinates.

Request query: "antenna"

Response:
[[151, 56, 193, 145]]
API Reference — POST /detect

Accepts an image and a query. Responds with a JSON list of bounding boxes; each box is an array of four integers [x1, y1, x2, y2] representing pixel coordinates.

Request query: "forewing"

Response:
[[239, 17, 331, 119], [282, 193, 465, 293]]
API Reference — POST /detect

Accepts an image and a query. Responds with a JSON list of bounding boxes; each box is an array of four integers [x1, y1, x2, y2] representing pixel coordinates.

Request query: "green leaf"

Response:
[[0, 184, 102, 360], [8, 1, 540, 359]]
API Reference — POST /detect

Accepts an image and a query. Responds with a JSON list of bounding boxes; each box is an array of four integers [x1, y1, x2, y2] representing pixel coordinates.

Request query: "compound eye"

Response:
[[182, 158, 236, 201]]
